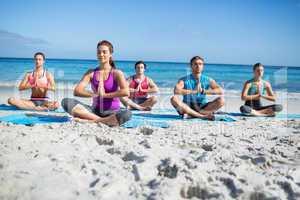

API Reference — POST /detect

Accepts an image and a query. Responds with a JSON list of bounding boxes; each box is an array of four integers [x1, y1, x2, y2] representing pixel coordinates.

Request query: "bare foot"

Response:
[[72, 115, 120, 126], [129, 105, 149, 111], [73, 117, 92, 123], [94, 114, 119, 127], [44, 101, 59, 111], [261, 108, 275, 117], [264, 110, 275, 117], [34, 106, 49, 111], [141, 106, 152, 111], [201, 114, 215, 121], [252, 109, 275, 117]]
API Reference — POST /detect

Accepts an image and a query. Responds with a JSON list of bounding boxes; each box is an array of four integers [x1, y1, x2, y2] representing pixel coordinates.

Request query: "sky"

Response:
[[0, 0, 299, 66]]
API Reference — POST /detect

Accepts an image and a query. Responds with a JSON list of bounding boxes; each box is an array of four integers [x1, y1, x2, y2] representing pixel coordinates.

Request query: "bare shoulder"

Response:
[[127, 75, 134, 82], [84, 68, 95, 78], [86, 68, 95, 75], [147, 76, 153, 82], [176, 79, 184, 87], [113, 69, 125, 77], [46, 71, 54, 78], [77, 69, 94, 82], [147, 77, 156, 85], [209, 78, 216, 83], [264, 80, 272, 87], [177, 79, 184, 84], [23, 72, 32, 79], [244, 80, 251, 85]]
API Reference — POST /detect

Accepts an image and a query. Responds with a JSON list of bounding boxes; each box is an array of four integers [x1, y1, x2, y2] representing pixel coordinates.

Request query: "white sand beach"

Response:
[[0, 87, 300, 199]]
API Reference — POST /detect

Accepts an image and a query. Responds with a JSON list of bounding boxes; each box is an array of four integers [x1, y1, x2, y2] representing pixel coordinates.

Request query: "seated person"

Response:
[[120, 61, 159, 111], [240, 62, 282, 116], [61, 40, 131, 126], [170, 56, 225, 120], [8, 52, 59, 111]]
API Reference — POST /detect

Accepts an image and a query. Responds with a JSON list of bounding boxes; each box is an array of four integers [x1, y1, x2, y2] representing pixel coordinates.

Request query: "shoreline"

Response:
[[1, 56, 300, 68], [0, 86, 299, 114]]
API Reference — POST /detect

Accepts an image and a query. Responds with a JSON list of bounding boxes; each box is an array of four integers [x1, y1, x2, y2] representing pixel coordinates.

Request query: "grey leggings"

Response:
[[240, 104, 283, 114], [61, 98, 132, 124]]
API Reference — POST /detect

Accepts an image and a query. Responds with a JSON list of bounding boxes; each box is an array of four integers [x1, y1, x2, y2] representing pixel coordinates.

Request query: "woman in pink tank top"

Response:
[[61, 40, 131, 126], [120, 61, 159, 111], [7, 52, 59, 111]]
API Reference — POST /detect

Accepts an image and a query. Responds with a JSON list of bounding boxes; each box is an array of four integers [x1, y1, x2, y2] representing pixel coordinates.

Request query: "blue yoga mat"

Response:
[[0, 104, 65, 113], [0, 113, 70, 125], [0, 104, 19, 111], [121, 111, 237, 128], [122, 119, 170, 128], [131, 112, 237, 122], [226, 112, 300, 119]]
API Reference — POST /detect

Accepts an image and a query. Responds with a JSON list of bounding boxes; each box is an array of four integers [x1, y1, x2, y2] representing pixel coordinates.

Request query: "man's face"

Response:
[[135, 63, 145, 75], [191, 59, 204, 74]]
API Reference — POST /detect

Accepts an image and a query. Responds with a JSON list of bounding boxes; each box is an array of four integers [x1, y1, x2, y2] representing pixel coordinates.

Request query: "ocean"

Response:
[[0, 57, 299, 93]]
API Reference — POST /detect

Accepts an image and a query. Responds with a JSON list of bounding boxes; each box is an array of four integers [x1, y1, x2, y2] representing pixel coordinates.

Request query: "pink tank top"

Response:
[[28, 70, 49, 88], [129, 76, 149, 98]]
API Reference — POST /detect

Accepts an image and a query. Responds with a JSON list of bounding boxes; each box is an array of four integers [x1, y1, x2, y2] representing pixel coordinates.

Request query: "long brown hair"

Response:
[[97, 40, 116, 69]]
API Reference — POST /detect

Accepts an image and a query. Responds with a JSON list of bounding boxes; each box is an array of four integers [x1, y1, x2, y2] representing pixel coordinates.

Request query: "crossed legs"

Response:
[[8, 97, 59, 111], [120, 96, 157, 111], [240, 104, 282, 117], [61, 98, 131, 126], [170, 95, 225, 120]]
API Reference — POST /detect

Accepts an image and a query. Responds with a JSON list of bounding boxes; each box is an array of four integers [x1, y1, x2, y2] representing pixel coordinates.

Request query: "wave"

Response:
[[0, 80, 294, 91], [0, 81, 76, 90]]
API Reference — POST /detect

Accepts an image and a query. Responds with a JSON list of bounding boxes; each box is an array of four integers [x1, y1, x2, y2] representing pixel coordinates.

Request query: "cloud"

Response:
[[0, 29, 49, 45], [0, 29, 50, 58]]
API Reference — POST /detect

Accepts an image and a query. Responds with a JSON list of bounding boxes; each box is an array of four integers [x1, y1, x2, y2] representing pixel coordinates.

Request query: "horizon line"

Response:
[[0, 56, 299, 68]]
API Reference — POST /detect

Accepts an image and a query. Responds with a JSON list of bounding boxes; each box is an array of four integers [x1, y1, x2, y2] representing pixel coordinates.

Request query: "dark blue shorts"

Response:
[[132, 97, 148, 104]]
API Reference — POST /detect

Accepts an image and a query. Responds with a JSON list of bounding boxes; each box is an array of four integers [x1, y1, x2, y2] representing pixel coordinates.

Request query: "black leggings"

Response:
[[61, 98, 132, 125], [240, 104, 283, 114], [61, 98, 116, 117]]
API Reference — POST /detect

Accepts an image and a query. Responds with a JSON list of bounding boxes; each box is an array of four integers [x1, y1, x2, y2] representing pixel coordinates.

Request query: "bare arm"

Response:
[[261, 82, 276, 102], [140, 78, 159, 94], [174, 80, 198, 95], [74, 69, 95, 97], [127, 76, 137, 93], [18, 73, 33, 91], [46, 72, 55, 91], [241, 81, 260, 101], [98, 70, 129, 98], [204, 79, 224, 95]]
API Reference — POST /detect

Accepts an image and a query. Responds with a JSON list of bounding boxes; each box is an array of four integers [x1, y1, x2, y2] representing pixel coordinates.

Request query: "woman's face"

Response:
[[97, 45, 112, 64], [35, 55, 44, 67], [254, 66, 264, 78], [191, 59, 204, 74], [135, 63, 145, 75]]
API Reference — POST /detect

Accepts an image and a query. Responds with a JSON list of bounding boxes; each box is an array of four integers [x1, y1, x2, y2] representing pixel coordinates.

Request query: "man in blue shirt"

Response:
[[170, 56, 225, 120]]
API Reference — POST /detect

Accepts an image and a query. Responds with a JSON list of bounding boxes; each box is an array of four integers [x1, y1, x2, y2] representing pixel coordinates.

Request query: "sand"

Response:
[[0, 86, 300, 199]]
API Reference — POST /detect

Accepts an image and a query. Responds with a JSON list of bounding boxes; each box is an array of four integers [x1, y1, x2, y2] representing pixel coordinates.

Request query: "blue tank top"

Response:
[[244, 78, 267, 109], [181, 74, 211, 104], [247, 79, 267, 96]]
